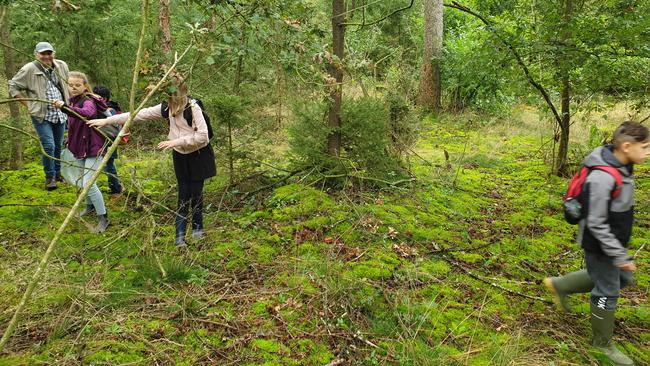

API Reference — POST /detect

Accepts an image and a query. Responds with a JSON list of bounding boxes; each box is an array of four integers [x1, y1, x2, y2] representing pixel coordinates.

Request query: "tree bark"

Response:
[[159, 0, 172, 54], [0, 5, 23, 169], [327, 0, 346, 157], [233, 32, 246, 95], [555, 0, 573, 176], [418, 0, 443, 112]]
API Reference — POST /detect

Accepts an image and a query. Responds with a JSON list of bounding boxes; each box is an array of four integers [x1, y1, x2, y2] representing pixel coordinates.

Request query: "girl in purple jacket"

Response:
[[53, 71, 110, 233]]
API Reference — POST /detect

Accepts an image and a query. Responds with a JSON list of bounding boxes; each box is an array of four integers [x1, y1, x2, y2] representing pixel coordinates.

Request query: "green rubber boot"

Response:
[[591, 304, 634, 366], [543, 269, 593, 312]]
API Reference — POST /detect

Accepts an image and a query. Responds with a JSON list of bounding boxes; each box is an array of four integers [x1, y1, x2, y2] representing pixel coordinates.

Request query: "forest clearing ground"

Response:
[[0, 107, 649, 365]]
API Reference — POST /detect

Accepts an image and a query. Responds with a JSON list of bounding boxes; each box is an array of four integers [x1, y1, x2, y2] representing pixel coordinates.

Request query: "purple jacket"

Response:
[[66, 94, 108, 159]]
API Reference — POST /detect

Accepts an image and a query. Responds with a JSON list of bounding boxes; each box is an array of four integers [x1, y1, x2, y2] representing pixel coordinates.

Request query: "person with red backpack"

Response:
[[52, 71, 110, 233], [544, 121, 649, 366], [87, 74, 215, 247]]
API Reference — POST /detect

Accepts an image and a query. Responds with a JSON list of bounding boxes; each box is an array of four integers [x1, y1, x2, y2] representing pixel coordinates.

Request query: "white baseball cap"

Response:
[[34, 42, 55, 53]]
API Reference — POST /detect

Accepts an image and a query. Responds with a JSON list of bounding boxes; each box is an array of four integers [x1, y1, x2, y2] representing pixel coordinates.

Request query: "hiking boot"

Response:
[[109, 185, 123, 195], [175, 237, 187, 248], [55, 174, 65, 183], [544, 269, 593, 312], [46, 176, 57, 191], [79, 204, 95, 217], [95, 214, 110, 233], [591, 304, 634, 366]]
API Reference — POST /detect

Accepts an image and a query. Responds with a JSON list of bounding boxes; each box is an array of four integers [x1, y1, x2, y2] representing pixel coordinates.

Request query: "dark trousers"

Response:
[[175, 179, 205, 238], [104, 150, 122, 193], [586, 251, 634, 310]]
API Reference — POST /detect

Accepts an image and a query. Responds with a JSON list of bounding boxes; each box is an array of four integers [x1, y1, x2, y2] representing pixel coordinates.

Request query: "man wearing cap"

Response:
[[8, 42, 70, 190]]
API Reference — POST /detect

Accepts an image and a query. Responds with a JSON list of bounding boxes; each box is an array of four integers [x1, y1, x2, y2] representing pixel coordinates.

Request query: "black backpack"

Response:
[[161, 98, 214, 140]]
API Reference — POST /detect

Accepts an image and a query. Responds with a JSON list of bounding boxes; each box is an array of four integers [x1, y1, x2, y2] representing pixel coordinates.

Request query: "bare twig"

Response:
[[444, 1, 562, 127], [0, 98, 114, 141], [633, 242, 646, 259], [0, 0, 197, 351], [342, 0, 415, 27]]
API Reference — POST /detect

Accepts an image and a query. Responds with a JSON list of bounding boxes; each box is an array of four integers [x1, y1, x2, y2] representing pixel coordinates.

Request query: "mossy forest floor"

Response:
[[1, 109, 649, 365]]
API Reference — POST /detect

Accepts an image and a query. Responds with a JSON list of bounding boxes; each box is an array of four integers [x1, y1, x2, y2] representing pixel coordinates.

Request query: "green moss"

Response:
[[290, 339, 334, 364], [421, 259, 451, 276], [252, 339, 289, 354], [270, 184, 335, 220], [84, 340, 146, 364], [252, 299, 273, 316], [253, 243, 278, 264]]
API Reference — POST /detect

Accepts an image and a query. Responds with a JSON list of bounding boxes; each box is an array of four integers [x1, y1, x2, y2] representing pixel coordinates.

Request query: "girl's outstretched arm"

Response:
[[87, 104, 163, 127]]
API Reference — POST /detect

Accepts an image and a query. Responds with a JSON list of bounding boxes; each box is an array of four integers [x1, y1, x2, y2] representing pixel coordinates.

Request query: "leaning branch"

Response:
[[444, 1, 562, 126], [0, 0, 196, 351], [342, 0, 415, 27], [0, 98, 114, 141]]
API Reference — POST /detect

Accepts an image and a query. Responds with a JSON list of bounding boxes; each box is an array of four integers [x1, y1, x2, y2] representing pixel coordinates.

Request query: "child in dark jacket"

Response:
[[93, 86, 123, 194], [53, 71, 110, 233], [544, 121, 649, 366]]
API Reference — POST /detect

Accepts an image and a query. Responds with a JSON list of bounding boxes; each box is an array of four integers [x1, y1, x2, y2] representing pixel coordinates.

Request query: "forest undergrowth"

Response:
[[0, 108, 648, 365]]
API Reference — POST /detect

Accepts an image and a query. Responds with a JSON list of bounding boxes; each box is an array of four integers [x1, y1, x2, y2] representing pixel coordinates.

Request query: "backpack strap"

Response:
[[161, 101, 170, 119], [591, 166, 623, 199], [33, 60, 66, 98], [566, 166, 590, 200]]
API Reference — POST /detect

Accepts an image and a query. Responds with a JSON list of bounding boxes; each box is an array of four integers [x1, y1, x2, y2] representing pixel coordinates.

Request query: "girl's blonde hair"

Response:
[[68, 71, 93, 94], [168, 74, 189, 117]]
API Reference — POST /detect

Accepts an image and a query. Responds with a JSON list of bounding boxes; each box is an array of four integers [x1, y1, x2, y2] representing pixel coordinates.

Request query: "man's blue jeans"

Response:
[[31, 116, 66, 177]]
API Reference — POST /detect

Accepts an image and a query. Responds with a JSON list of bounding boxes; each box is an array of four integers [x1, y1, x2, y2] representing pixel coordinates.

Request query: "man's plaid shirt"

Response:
[[43, 69, 67, 124]]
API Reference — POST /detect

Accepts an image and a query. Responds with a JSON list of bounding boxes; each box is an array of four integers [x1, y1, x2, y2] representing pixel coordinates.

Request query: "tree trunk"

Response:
[[0, 5, 24, 169], [159, 0, 172, 54], [555, 0, 573, 176], [556, 75, 570, 176], [227, 119, 234, 185], [418, 0, 443, 112], [233, 32, 246, 95], [327, 0, 346, 157], [275, 60, 284, 127]]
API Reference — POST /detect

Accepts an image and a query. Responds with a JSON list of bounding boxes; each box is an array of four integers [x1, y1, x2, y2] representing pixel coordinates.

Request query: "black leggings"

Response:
[[175, 179, 205, 238]]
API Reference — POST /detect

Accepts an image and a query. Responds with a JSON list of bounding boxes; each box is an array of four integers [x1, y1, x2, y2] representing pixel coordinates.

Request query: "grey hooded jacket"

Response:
[[577, 145, 634, 266]]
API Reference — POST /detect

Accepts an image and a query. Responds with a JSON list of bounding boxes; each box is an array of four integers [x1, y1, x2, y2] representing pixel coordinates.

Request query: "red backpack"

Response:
[[563, 166, 622, 224]]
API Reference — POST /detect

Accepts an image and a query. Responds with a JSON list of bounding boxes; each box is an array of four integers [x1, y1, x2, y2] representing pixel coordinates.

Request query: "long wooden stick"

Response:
[[0, 97, 114, 141], [0, 0, 196, 351]]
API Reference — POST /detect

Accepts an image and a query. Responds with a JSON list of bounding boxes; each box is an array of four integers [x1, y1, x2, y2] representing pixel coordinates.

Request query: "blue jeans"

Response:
[[31, 117, 66, 177], [104, 150, 122, 193]]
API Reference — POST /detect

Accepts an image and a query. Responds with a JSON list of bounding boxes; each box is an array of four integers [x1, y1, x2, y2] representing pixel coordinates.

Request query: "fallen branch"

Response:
[[230, 169, 304, 208], [442, 255, 552, 304], [0, 203, 68, 208]]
